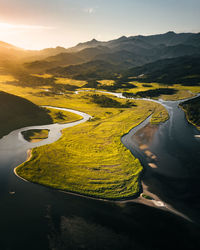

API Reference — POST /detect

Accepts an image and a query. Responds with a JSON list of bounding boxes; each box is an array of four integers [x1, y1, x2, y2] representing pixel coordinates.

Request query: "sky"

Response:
[[0, 0, 199, 50]]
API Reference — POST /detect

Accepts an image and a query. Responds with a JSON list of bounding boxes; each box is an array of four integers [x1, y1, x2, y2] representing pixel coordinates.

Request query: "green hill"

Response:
[[47, 60, 119, 80], [0, 91, 52, 138], [125, 55, 200, 85], [24, 46, 110, 72], [180, 96, 200, 129]]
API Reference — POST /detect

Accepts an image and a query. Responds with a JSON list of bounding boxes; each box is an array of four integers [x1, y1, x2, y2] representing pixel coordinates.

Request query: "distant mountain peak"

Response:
[[0, 41, 22, 50], [164, 31, 177, 37], [166, 31, 176, 34], [116, 36, 127, 42], [56, 46, 66, 49], [76, 38, 100, 48], [91, 38, 98, 42], [119, 36, 127, 39]]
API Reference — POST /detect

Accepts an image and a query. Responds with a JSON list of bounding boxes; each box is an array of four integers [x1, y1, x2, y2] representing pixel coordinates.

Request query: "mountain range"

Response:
[[23, 31, 200, 72], [124, 55, 200, 85], [0, 31, 200, 84]]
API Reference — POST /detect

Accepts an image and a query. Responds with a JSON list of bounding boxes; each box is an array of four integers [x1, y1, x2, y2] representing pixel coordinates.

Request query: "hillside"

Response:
[[1, 31, 200, 84], [23, 31, 200, 74], [180, 96, 200, 129], [0, 41, 68, 68], [24, 53, 85, 72], [24, 46, 111, 72], [47, 60, 119, 80], [0, 41, 22, 50], [125, 55, 200, 85], [0, 91, 52, 138], [67, 31, 200, 52]]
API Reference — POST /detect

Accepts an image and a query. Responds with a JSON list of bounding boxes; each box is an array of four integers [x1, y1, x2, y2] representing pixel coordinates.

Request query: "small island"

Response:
[[21, 129, 49, 143]]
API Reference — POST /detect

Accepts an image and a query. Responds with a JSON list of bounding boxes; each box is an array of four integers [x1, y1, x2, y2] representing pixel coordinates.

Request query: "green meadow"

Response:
[[22, 129, 49, 142], [16, 91, 168, 199], [0, 75, 199, 199], [121, 81, 196, 101], [45, 107, 82, 124]]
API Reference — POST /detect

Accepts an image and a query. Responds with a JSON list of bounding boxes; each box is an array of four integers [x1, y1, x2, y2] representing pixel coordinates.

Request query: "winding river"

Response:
[[0, 94, 200, 249]]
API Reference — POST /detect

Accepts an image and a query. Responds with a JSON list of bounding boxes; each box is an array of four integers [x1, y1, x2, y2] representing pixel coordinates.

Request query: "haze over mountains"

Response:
[[0, 31, 200, 84], [24, 31, 200, 71], [0, 42, 67, 66]]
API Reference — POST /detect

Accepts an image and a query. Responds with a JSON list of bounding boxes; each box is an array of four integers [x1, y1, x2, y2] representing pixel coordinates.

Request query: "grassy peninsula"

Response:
[[16, 92, 168, 199]]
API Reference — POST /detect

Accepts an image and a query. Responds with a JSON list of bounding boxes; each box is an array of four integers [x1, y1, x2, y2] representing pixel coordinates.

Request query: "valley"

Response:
[[0, 31, 200, 250]]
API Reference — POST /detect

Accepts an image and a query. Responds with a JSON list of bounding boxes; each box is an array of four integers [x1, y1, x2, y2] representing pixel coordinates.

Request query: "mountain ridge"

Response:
[[1, 31, 200, 85], [23, 31, 200, 74]]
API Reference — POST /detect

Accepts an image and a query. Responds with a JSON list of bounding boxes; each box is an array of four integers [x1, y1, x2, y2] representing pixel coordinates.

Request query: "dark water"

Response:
[[122, 99, 200, 224], [0, 102, 200, 250]]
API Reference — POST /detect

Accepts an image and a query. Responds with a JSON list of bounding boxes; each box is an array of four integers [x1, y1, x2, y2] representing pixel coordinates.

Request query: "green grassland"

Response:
[[54, 77, 87, 87], [31, 74, 53, 79], [0, 74, 16, 83], [151, 104, 169, 124], [16, 92, 169, 199], [45, 107, 82, 124], [97, 80, 115, 86], [0, 75, 198, 199], [0, 72, 199, 101], [22, 129, 49, 142], [121, 81, 197, 100]]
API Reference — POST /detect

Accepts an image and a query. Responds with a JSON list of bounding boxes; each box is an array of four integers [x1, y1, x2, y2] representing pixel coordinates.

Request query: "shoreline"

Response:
[[14, 147, 140, 202], [13, 149, 164, 205], [13, 112, 180, 218], [14, 149, 190, 221], [179, 105, 200, 131], [14, 149, 32, 183], [178, 93, 200, 131], [14, 106, 154, 203]]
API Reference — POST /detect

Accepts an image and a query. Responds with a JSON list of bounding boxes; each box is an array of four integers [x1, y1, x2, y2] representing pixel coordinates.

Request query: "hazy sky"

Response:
[[0, 0, 199, 49]]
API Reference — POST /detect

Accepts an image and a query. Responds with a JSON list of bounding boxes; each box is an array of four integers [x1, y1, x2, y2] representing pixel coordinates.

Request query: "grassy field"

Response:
[[0, 73, 199, 101], [1, 77, 197, 199], [151, 104, 169, 124], [45, 107, 82, 124], [55, 77, 87, 87], [0, 74, 16, 83], [22, 129, 49, 142], [31, 74, 53, 78], [160, 89, 194, 101], [122, 81, 198, 100], [16, 91, 169, 199], [98, 80, 115, 86]]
